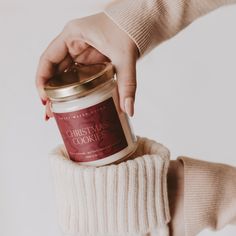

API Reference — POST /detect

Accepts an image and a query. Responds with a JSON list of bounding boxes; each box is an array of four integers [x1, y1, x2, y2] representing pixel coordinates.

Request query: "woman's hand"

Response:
[[36, 13, 139, 119]]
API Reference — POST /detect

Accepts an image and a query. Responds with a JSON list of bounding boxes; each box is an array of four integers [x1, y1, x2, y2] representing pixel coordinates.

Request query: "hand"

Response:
[[36, 13, 139, 119]]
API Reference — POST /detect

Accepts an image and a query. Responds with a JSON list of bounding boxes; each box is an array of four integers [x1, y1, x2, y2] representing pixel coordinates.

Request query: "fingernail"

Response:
[[41, 99, 47, 106], [45, 114, 50, 121], [124, 97, 134, 117]]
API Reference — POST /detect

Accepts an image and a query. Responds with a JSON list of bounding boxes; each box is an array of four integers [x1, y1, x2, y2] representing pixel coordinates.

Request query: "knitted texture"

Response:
[[50, 137, 171, 236], [104, 0, 236, 55], [178, 157, 236, 236]]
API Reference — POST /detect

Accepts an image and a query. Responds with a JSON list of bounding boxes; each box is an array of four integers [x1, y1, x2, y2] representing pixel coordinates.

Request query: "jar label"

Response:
[[54, 98, 128, 162]]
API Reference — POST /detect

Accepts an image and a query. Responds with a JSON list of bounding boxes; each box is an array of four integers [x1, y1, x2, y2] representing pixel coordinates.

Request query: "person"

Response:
[[35, 0, 236, 236]]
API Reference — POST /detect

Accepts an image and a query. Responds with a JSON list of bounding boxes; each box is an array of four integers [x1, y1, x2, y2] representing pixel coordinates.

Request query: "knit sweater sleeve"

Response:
[[178, 157, 236, 236], [104, 0, 236, 55]]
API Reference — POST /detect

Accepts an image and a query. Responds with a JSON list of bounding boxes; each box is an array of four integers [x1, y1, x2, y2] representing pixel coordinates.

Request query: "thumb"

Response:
[[115, 61, 137, 117]]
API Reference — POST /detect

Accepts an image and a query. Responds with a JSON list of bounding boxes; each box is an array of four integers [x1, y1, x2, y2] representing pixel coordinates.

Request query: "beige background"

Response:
[[0, 0, 236, 235]]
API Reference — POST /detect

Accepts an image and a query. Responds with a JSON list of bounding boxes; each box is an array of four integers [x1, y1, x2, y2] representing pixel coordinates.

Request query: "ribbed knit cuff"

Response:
[[50, 137, 170, 236], [104, 0, 236, 56], [178, 157, 236, 236], [104, 0, 185, 55]]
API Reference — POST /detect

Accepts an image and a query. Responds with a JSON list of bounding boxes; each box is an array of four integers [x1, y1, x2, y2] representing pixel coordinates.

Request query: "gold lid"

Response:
[[44, 62, 114, 100]]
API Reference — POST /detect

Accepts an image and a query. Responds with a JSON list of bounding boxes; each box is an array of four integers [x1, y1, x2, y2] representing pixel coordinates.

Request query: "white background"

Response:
[[0, 1, 236, 235]]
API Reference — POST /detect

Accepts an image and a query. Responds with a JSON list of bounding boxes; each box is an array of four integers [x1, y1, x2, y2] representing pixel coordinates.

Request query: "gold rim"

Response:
[[44, 62, 114, 100]]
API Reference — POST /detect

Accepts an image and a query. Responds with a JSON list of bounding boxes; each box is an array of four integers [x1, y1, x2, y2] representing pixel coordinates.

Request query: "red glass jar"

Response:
[[44, 62, 137, 166]]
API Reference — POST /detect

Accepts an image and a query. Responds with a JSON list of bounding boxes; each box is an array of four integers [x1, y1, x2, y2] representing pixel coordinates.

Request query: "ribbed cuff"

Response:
[[50, 137, 170, 236], [104, 0, 184, 56], [178, 157, 236, 236], [104, 0, 236, 56]]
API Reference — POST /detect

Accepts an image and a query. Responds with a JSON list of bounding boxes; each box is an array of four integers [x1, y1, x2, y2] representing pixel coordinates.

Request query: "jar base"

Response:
[[76, 140, 139, 167]]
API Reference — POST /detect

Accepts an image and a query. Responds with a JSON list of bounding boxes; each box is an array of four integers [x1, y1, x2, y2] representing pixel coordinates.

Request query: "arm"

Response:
[[169, 157, 236, 236], [36, 0, 236, 118], [104, 0, 236, 55]]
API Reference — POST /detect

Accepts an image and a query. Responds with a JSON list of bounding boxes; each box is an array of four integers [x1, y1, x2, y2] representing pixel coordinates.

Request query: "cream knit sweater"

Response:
[[51, 137, 171, 236], [51, 137, 236, 236]]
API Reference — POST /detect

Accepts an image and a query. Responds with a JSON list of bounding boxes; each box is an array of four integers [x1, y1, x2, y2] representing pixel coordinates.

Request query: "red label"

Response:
[[54, 98, 128, 162]]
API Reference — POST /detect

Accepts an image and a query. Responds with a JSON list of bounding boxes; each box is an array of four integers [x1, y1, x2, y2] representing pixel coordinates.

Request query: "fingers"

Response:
[[115, 61, 137, 117], [57, 54, 73, 73], [36, 34, 68, 101], [74, 46, 110, 65], [36, 33, 109, 104]]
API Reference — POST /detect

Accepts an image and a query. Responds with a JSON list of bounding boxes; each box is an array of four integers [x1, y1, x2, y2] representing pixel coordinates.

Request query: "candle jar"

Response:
[[44, 62, 137, 166]]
